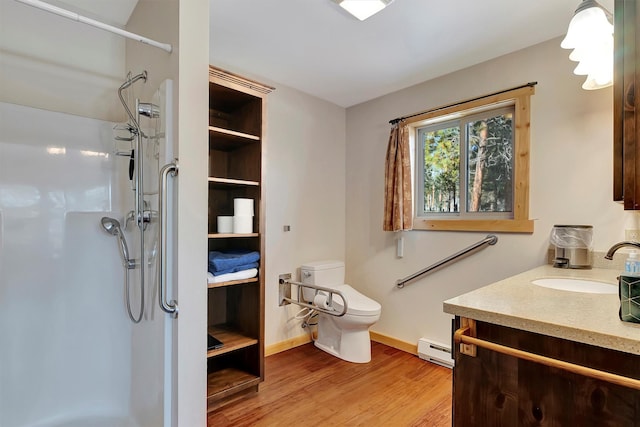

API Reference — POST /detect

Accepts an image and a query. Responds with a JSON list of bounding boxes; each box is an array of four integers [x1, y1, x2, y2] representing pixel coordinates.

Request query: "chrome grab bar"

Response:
[[278, 278, 348, 317], [158, 160, 178, 317], [396, 234, 498, 289]]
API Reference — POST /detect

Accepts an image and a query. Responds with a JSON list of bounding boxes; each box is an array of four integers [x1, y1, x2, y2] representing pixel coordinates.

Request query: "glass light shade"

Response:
[[582, 74, 613, 90], [575, 44, 613, 89], [572, 37, 613, 75], [561, 2, 613, 90], [561, 6, 612, 49], [338, 0, 387, 21]]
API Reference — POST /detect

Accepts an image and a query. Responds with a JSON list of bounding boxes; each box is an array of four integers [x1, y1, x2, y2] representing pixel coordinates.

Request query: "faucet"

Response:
[[604, 241, 640, 260]]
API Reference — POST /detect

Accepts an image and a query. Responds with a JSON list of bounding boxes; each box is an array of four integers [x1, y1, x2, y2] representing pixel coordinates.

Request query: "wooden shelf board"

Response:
[[208, 177, 260, 187], [208, 233, 259, 239], [208, 277, 259, 289], [207, 325, 258, 357], [207, 368, 261, 407], [209, 126, 260, 141]]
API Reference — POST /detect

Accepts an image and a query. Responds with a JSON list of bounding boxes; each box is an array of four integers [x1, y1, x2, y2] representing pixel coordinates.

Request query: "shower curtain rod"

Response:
[[388, 81, 537, 125], [14, 0, 173, 53]]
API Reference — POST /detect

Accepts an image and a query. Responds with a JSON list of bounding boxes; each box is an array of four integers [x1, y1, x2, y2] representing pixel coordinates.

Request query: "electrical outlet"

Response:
[[626, 229, 640, 241]]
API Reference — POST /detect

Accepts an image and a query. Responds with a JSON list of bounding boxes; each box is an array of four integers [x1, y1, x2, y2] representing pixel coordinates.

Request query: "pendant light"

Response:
[[561, 0, 613, 90]]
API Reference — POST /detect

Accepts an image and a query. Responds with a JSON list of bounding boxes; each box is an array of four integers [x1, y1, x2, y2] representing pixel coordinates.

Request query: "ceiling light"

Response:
[[561, 0, 613, 90], [332, 0, 393, 21]]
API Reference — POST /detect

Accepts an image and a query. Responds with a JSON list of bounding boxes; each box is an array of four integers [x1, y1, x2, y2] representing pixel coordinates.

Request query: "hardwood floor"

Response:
[[208, 341, 452, 426]]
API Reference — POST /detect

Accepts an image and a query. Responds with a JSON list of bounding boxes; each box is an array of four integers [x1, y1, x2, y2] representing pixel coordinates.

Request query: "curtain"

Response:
[[383, 122, 413, 231]]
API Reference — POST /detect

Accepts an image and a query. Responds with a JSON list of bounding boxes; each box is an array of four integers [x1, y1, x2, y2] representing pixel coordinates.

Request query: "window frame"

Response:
[[406, 85, 534, 233]]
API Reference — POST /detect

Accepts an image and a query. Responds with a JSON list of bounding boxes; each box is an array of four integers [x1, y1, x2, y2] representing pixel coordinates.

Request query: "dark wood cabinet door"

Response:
[[614, 0, 640, 209], [452, 319, 640, 426]]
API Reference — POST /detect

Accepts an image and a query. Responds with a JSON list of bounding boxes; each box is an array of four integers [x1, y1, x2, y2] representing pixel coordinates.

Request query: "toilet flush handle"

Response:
[[303, 271, 311, 278]]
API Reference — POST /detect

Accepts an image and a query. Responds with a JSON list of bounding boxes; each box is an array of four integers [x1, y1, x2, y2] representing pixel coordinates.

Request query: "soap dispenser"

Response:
[[621, 251, 640, 323], [624, 251, 640, 276]]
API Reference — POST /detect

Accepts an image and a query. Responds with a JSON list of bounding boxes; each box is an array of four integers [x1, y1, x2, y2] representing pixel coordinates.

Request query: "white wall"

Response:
[[345, 37, 639, 348], [263, 84, 347, 346], [0, 0, 126, 121]]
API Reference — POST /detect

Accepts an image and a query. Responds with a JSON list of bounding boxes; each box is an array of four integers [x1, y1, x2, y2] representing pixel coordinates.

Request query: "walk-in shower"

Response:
[[3, 1, 187, 425]]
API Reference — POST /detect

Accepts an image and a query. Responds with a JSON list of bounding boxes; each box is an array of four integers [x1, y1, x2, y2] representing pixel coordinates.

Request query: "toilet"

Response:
[[300, 260, 382, 363]]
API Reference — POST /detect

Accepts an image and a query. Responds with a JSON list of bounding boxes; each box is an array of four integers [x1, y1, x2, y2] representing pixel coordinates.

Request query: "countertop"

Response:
[[443, 265, 640, 355]]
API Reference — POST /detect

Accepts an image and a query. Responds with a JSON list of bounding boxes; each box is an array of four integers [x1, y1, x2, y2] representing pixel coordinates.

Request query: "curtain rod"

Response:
[[14, 0, 173, 53], [389, 81, 537, 125]]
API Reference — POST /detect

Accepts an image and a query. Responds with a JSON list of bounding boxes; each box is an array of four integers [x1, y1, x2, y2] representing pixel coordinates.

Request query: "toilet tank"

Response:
[[300, 260, 345, 302], [301, 260, 345, 285]]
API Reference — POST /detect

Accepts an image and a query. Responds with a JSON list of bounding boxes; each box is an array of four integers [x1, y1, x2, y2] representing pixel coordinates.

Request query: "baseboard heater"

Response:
[[418, 338, 454, 368]]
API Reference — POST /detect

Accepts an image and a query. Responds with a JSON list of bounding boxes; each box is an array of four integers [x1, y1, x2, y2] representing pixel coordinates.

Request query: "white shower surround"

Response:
[[0, 102, 141, 426]]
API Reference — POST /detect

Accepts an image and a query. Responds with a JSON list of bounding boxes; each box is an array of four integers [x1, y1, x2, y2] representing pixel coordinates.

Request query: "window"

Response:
[[407, 85, 534, 233]]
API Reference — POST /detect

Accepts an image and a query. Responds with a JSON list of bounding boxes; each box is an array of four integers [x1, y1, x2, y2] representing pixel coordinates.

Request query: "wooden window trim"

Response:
[[406, 86, 535, 233]]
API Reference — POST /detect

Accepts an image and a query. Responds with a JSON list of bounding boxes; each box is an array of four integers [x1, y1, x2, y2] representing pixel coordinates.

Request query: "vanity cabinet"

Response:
[[206, 66, 273, 411], [452, 318, 640, 426], [613, 0, 640, 209]]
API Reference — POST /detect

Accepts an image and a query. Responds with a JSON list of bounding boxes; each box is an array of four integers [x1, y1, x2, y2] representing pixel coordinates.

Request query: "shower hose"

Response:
[[124, 267, 144, 323]]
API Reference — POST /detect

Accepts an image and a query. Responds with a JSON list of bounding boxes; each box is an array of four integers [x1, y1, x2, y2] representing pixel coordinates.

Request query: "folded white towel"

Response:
[[207, 268, 258, 284]]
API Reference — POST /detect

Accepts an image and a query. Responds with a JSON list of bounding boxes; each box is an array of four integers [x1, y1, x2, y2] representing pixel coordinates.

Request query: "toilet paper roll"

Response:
[[234, 198, 254, 216], [233, 215, 253, 234], [217, 216, 233, 233], [313, 293, 332, 311]]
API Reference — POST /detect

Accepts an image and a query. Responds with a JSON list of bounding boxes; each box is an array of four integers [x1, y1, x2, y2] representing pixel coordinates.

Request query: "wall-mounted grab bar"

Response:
[[396, 234, 498, 289], [278, 277, 348, 318], [454, 325, 640, 391], [158, 161, 178, 317]]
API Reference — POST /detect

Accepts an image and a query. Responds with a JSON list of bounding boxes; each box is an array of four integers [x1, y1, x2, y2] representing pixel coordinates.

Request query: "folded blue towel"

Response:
[[209, 262, 259, 276], [208, 250, 260, 272]]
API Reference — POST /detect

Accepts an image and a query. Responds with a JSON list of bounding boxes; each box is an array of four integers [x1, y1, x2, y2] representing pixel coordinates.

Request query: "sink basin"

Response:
[[531, 278, 617, 294]]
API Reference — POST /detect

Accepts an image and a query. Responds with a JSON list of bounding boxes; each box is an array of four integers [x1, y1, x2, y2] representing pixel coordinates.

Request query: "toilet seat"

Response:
[[330, 284, 381, 316]]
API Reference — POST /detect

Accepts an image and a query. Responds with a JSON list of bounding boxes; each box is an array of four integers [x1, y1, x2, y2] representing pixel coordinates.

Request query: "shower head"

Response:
[[138, 103, 160, 118], [101, 217, 134, 269], [101, 217, 121, 235]]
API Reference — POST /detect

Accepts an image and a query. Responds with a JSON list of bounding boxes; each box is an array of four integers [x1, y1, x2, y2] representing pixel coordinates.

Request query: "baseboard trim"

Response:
[[266, 331, 418, 358], [370, 331, 418, 355], [265, 333, 312, 356]]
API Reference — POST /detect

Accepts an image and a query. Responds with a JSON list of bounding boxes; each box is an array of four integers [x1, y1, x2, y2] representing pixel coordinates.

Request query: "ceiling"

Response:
[[209, 0, 613, 107], [43, 0, 614, 108]]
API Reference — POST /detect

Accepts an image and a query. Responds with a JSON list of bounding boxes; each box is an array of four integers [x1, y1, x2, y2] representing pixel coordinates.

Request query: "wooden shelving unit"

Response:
[[206, 66, 273, 412]]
